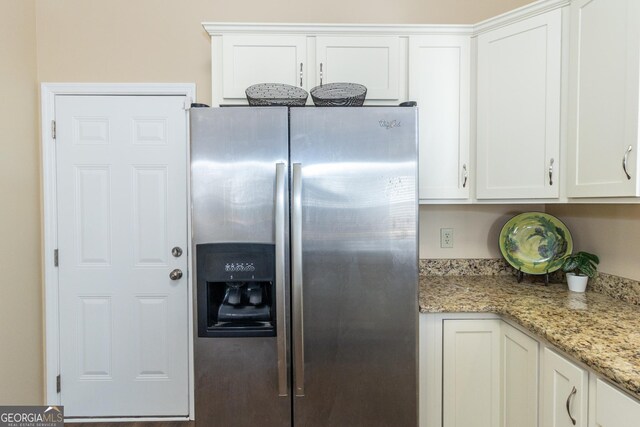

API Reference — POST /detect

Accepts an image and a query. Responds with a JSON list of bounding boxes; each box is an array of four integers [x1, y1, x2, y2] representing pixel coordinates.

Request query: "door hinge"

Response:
[[51, 120, 56, 140], [56, 375, 61, 393], [54, 249, 58, 267], [183, 97, 193, 110]]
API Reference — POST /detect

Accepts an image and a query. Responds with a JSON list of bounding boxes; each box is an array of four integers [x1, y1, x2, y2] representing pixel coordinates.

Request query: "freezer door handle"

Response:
[[292, 163, 305, 397], [275, 162, 288, 397]]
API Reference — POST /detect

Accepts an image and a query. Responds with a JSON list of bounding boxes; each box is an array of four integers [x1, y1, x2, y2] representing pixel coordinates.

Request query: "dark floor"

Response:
[[67, 422, 194, 427]]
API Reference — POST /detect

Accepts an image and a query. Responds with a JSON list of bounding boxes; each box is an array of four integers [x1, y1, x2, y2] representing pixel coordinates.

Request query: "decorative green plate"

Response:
[[499, 212, 573, 275]]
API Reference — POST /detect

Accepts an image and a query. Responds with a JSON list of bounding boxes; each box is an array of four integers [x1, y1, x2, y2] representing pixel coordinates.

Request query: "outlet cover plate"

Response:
[[440, 228, 453, 248]]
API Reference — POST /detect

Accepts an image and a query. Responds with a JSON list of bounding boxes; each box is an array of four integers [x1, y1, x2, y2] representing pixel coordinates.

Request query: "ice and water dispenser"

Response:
[[197, 243, 276, 337]]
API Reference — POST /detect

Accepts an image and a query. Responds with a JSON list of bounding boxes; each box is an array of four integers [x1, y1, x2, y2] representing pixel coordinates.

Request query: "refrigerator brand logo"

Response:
[[379, 119, 401, 130]]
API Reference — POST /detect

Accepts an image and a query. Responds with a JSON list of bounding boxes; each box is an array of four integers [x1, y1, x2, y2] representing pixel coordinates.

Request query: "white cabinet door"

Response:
[[315, 36, 400, 100], [410, 35, 470, 200], [221, 35, 307, 102], [476, 9, 562, 199], [502, 323, 539, 427], [593, 378, 640, 427], [542, 348, 589, 427], [443, 319, 502, 427], [567, 0, 640, 197]]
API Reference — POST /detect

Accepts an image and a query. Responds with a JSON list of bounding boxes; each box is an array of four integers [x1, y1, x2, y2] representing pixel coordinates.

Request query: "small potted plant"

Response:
[[561, 251, 599, 292]]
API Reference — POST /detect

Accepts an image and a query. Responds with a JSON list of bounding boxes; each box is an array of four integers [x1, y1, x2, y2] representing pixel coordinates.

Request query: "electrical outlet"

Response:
[[440, 228, 454, 248]]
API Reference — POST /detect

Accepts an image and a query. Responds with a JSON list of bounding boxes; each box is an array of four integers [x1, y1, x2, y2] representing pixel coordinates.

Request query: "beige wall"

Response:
[[0, 0, 43, 404], [35, 0, 534, 106], [8, 0, 640, 406], [546, 204, 640, 282], [419, 204, 544, 259], [3, 0, 538, 403]]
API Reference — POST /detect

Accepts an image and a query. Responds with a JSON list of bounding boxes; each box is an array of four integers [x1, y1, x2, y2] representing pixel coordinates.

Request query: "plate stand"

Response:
[[516, 268, 550, 285]]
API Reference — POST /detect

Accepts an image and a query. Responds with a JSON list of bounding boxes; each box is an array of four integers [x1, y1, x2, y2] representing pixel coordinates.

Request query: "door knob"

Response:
[[169, 269, 183, 280], [171, 246, 183, 257]]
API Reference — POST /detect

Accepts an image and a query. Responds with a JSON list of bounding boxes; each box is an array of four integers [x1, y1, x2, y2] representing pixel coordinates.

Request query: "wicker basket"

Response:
[[245, 83, 308, 106], [310, 83, 367, 107]]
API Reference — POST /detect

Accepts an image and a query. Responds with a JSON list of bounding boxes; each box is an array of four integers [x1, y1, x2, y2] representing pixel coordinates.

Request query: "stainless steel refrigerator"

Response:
[[191, 106, 418, 427]]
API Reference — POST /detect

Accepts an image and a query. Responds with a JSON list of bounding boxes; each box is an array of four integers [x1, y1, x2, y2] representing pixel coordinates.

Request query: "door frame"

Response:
[[41, 83, 196, 421]]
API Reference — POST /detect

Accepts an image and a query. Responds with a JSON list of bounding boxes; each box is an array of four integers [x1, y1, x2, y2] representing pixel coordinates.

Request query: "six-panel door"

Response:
[[55, 95, 189, 417]]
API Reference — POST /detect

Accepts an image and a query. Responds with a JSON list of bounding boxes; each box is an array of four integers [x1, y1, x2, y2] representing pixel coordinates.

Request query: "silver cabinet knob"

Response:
[[169, 269, 183, 280], [171, 246, 183, 257]]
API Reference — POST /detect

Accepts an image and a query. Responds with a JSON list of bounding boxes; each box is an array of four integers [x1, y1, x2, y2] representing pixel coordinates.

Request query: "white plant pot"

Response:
[[566, 272, 589, 293]]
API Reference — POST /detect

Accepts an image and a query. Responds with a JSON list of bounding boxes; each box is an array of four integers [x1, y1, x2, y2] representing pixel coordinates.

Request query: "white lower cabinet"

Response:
[[592, 378, 640, 427], [442, 319, 502, 427], [421, 314, 640, 427], [542, 348, 589, 427], [502, 323, 539, 427]]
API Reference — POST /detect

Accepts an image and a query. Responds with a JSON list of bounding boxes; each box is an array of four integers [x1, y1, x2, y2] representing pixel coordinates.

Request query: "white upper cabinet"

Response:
[[208, 29, 404, 107], [567, 0, 640, 197], [476, 9, 562, 199], [315, 36, 401, 101], [410, 35, 470, 201], [218, 35, 307, 105]]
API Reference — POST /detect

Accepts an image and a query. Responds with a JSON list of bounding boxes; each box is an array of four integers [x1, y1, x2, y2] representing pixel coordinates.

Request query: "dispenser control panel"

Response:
[[197, 243, 274, 282], [224, 262, 256, 273]]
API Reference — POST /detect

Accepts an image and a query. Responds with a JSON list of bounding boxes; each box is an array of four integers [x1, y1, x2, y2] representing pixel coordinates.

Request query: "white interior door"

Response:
[[55, 95, 189, 417]]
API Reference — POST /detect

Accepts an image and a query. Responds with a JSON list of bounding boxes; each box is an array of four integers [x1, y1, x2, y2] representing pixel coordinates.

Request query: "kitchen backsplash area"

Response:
[[420, 258, 640, 306]]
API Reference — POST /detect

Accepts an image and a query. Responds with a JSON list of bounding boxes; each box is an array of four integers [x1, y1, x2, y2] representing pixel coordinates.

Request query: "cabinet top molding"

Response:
[[202, 22, 473, 36], [474, 0, 570, 35], [202, 0, 568, 37]]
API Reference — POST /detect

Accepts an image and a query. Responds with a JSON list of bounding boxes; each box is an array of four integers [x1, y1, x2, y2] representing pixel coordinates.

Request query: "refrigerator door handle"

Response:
[[292, 163, 305, 397], [275, 162, 288, 397]]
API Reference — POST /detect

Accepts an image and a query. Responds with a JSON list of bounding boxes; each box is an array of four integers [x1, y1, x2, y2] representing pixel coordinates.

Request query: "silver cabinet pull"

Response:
[[623, 145, 633, 180], [566, 386, 577, 425], [299, 63, 303, 87], [549, 158, 555, 186], [275, 162, 288, 397], [169, 269, 182, 280], [292, 163, 305, 397], [319, 63, 323, 86], [462, 164, 468, 188]]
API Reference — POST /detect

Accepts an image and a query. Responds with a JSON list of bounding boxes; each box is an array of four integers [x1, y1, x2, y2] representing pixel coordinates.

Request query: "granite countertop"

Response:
[[420, 275, 640, 400]]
